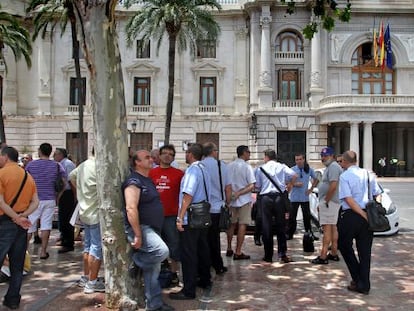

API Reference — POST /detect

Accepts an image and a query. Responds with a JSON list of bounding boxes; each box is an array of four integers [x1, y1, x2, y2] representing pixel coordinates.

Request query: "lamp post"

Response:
[[249, 113, 258, 142]]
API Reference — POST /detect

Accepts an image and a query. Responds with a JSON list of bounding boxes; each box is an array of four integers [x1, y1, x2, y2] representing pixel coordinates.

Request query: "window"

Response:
[[197, 40, 216, 58], [276, 31, 303, 53], [70, 77, 86, 106], [134, 77, 150, 106], [136, 40, 150, 58], [199, 77, 216, 106], [278, 69, 300, 100], [351, 43, 394, 94]]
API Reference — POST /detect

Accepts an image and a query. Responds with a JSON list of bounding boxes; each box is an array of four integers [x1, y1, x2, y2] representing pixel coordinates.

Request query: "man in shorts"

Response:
[[70, 149, 105, 293], [26, 143, 66, 260], [225, 145, 256, 260], [311, 147, 343, 264]]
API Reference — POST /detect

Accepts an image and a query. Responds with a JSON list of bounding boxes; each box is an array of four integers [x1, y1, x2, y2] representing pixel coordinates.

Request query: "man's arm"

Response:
[[176, 192, 193, 232], [20, 192, 39, 218], [344, 196, 367, 221], [124, 185, 142, 249], [0, 194, 32, 229], [324, 180, 338, 204]]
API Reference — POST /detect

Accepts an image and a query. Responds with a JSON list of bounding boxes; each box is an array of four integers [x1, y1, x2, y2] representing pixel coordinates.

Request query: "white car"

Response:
[[309, 171, 399, 236]]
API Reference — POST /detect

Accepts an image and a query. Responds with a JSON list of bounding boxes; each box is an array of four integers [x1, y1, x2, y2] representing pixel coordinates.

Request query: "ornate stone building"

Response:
[[1, 0, 414, 174]]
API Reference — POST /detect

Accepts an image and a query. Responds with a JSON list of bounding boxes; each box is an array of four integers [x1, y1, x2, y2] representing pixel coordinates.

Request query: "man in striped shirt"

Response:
[[26, 143, 66, 259]]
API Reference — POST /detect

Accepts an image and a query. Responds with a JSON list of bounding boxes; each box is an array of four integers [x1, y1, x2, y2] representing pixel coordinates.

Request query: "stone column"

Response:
[[350, 122, 360, 157], [257, 5, 273, 109], [309, 20, 324, 109], [363, 122, 373, 171]]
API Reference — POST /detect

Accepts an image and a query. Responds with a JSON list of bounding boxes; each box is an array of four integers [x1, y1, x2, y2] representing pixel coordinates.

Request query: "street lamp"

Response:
[[131, 120, 137, 133], [249, 113, 257, 142]]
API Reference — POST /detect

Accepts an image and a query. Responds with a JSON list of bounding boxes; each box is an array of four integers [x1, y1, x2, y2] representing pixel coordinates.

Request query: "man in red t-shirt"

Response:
[[149, 144, 184, 285]]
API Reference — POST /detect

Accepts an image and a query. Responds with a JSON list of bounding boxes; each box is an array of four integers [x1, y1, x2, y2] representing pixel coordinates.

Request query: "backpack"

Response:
[[303, 232, 315, 253]]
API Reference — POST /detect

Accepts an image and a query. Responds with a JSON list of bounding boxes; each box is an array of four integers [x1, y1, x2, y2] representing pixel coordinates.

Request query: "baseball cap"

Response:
[[320, 147, 334, 156]]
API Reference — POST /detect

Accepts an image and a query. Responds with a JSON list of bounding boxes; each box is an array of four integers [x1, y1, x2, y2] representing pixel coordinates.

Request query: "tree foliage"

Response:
[[124, 0, 222, 144], [281, 0, 352, 39]]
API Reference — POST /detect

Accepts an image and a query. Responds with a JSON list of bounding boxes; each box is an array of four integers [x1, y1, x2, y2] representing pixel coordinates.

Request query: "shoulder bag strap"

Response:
[[367, 170, 372, 200], [9, 170, 28, 208], [197, 164, 209, 202], [259, 167, 283, 194], [217, 159, 224, 201]]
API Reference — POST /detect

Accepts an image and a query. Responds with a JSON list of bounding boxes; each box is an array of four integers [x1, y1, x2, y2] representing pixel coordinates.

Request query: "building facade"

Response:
[[1, 0, 414, 174]]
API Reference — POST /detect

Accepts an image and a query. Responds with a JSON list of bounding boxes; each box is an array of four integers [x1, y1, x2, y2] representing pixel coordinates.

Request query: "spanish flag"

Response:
[[379, 21, 385, 68], [373, 28, 378, 67]]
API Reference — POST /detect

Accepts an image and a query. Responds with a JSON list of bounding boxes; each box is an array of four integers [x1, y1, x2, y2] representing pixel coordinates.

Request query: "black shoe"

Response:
[[262, 257, 272, 263], [254, 236, 262, 246], [215, 266, 228, 275], [327, 253, 340, 261], [58, 246, 74, 254], [153, 303, 175, 311], [169, 290, 195, 300], [310, 256, 328, 264], [347, 283, 369, 295], [33, 235, 41, 244], [3, 300, 19, 310], [280, 255, 294, 263]]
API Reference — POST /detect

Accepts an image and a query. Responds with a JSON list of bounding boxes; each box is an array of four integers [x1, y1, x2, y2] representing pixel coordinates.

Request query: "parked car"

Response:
[[309, 171, 399, 236]]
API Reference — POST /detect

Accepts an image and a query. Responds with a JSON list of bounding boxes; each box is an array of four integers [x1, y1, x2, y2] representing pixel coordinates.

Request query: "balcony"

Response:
[[317, 95, 414, 123], [272, 99, 309, 111], [198, 105, 217, 114], [129, 105, 152, 115], [65, 105, 89, 115]]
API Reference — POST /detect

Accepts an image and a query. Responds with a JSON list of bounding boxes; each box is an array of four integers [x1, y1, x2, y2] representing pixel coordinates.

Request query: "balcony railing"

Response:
[[66, 105, 88, 114], [319, 95, 414, 107], [275, 51, 304, 59], [130, 105, 152, 114], [198, 105, 217, 113], [272, 100, 309, 110]]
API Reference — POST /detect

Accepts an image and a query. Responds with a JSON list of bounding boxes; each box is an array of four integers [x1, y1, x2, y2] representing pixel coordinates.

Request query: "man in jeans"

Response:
[[123, 150, 173, 311], [70, 148, 105, 294], [0, 146, 39, 309]]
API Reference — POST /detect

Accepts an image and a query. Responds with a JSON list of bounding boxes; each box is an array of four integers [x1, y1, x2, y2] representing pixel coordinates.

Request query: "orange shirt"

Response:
[[0, 162, 37, 215]]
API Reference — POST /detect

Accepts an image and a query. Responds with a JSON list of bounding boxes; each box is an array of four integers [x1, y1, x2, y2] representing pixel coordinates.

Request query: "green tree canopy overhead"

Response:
[[124, 0, 222, 144]]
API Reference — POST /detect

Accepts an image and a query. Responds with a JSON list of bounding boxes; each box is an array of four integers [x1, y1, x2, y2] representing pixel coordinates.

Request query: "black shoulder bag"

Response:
[[54, 162, 65, 193], [9, 170, 28, 208], [365, 171, 390, 232], [259, 167, 291, 213], [217, 159, 231, 231], [187, 165, 212, 229]]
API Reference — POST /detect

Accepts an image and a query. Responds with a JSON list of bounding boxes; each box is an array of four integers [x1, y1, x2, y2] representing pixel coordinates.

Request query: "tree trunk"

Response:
[[0, 75, 5, 144], [73, 1, 142, 309], [164, 34, 177, 145]]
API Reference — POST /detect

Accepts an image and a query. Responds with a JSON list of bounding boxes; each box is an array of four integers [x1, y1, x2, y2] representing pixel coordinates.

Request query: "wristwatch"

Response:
[[176, 217, 182, 223]]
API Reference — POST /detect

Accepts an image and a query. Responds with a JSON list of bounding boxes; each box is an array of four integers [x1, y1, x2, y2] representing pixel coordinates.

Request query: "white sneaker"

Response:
[[77, 275, 88, 288], [84, 280, 105, 294]]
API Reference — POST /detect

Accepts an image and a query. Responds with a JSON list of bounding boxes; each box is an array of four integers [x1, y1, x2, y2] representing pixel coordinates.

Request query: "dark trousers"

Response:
[[289, 201, 312, 237], [337, 209, 373, 292], [261, 193, 287, 261], [253, 198, 263, 241], [58, 189, 76, 248], [207, 213, 225, 272], [179, 226, 211, 297], [0, 218, 28, 305]]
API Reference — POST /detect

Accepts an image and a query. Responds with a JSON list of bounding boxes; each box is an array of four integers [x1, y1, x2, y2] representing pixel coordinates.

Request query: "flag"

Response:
[[379, 21, 385, 68], [384, 23, 393, 70]]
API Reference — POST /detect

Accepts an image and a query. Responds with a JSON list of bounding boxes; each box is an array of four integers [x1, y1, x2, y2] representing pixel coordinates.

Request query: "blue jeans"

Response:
[[161, 216, 180, 262], [83, 223, 103, 260], [0, 217, 28, 305], [132, 225, 169, 311]]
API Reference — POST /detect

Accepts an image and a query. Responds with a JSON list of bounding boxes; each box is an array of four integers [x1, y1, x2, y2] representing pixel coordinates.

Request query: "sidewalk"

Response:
[[1, 227, 414, 310]]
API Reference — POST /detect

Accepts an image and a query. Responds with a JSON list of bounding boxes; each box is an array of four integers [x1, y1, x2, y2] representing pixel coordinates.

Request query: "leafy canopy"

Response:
[[0, 4, 32, 70], [124, 0, 221, 56], [281, 0, 351, 40]]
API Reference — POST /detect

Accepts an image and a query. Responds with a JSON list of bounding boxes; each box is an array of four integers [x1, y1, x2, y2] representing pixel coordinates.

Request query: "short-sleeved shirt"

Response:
[[339, 166, 382, 210], [289, 165, 317, 202], [318, 160, 342, 203], [227, 158, 255, 207], [60, 157, 76, 190], [201, 156, 229, 213], [69, 157, 99, 225], [255, 160, 296, 195], [179, 161, 211, 225], [149, 166, 184, 217], [26, 159, 66, 201], [122, 171, 164, 232], [0, 162, 37, 215]]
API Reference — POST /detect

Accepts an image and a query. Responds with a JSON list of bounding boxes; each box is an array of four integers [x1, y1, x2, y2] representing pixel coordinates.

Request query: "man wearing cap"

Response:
[[311, 147, 343, 264]]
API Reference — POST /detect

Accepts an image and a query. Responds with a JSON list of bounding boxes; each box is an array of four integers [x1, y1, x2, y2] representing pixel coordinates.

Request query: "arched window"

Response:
[[275, 31, 303, 52], [351, 42, 394, 94]]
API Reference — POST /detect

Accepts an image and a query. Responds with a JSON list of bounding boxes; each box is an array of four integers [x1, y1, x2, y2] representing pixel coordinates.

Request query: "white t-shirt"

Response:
[[227, 158, 256, 207]]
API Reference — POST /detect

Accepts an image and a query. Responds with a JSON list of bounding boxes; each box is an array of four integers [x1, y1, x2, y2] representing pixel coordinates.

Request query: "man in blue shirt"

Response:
[[338, 150, 382, 295], [170, 143, 212, 300]]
